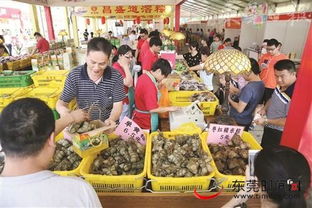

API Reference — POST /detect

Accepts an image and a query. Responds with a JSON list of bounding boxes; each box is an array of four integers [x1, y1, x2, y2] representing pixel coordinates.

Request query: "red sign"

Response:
[[268, 12, 312, 21], [225, 18, 242, 29], [0, 7, 21, 19]]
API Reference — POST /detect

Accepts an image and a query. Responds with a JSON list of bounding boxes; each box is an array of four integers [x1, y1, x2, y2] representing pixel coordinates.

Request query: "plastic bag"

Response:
[[158, 85, 170, 118]]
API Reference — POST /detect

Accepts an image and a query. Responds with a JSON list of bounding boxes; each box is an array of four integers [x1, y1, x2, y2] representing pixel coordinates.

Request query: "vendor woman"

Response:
[[188, 46, 213, 91], [133, 58, 179, 131]]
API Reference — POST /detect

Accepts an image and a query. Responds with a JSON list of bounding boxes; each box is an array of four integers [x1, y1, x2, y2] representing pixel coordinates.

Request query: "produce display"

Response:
[[91, 138, 145, 175], [0, 71, 30, 76], [179, 80, 207, 91], [69, 121, 97, 134], [175, 62, 188, 72], [179, 71, 197, 80], [0, 55, 30, 64], [0, 151, 4, 173], [211, 115, 236, 125], [190, 92, 217, 102], [49, 139, 82, 171], [0, 94, 10, 98], [152, 133, 213, 177], [208, 134, 250, 175], [0, 55, 31, 70]]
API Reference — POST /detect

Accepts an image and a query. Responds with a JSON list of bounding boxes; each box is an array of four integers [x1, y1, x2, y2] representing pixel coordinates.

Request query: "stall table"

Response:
[[98, 192, 261, 208], [96, 113, 259, 207]]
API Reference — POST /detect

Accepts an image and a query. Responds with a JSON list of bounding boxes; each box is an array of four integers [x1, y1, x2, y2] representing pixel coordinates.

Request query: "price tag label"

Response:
[[115, 117, 146, 145], [207, 124, 244, 144]]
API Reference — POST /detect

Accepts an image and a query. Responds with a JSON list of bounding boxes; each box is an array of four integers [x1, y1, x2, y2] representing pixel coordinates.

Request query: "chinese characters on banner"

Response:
[[207, 124, 244, 144], [82, 5, 169, 19], [115, 117, 146, 145]]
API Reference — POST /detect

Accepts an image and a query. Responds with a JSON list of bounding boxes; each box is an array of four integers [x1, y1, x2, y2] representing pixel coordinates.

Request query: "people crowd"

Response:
[[0, 25, 311, 208]]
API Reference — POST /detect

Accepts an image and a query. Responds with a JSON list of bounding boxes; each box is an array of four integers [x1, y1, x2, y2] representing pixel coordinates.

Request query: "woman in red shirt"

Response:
[[133, 59, 179, 131], [112, 45, 134, 121]]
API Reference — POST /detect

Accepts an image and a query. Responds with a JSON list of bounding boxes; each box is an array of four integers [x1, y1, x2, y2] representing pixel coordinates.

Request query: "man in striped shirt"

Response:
[[56, 38, 126, 125], [255, 60, 297, 148]]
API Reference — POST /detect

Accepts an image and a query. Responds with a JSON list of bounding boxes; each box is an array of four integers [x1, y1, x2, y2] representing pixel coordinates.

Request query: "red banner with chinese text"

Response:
[[80, 5, 171, 18], [268, 12, 312, 21], [0, 7, 21, 19]]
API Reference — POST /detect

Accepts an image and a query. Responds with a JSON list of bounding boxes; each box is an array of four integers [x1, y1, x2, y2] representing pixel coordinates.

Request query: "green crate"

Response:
[[0, 70, 35, 88]]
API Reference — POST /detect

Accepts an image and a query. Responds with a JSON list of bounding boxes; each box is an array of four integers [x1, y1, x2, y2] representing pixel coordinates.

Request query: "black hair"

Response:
[[34, 32, 42, 37], [87, 37, 112, 57], [131, 30, 136, 34], [249, 58, 261, 75], [0, 35, 4, 42], [200, 46, 210, 56], [148, 30, 160, 38], [224, 38, 231, 43], [149, 37, 162, 47], [112, 44, 132, 63], [215, 34, 222, 40], [139, 28, 148, 35], [108, 31, 112, 34], [254, 145, 310, 208], [189, 41, 199, 51], [267, 38, 280, 47], [263, 39, 269, 43], [151, 58, 172, 77], [0, 44, 5, 50], [0, 98, 55, 157], [274, 59, 296, 73], [201, 38, 208, 45]]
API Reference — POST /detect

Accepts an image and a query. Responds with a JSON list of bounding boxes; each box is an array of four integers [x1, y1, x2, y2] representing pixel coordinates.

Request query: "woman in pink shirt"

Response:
[[112, 45, 134, 121]]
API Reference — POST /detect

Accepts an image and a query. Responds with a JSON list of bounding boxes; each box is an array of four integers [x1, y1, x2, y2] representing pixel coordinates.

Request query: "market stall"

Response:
[[1, 0, 311, 207]]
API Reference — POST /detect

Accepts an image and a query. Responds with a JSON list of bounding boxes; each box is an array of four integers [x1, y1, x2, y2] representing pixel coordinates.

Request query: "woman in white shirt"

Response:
[[188, 46, 214, 91]]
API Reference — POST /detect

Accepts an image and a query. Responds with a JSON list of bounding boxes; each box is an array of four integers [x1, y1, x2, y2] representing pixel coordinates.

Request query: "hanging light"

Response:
[[136, 16, 141, 24], [169, 32, 186, 40], [101, 16, 106, 24], [204, 49, 251, 113], [163, 29, 173, 36]]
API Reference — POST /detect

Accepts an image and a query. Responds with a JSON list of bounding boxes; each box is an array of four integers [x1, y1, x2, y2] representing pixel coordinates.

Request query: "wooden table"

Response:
[[98, 192, 260, 208]]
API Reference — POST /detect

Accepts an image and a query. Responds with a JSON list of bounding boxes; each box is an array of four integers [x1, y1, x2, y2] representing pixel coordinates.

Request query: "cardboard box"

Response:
[[64, 120, 115, 157]]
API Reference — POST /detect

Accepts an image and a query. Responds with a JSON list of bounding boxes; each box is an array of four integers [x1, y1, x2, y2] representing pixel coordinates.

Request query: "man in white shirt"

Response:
[[128, 30, 137, 50], [0, 98, 102, 207]]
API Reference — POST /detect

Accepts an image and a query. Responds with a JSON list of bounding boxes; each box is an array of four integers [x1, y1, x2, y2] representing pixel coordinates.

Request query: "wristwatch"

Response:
[[264, 118, 269, 126]]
